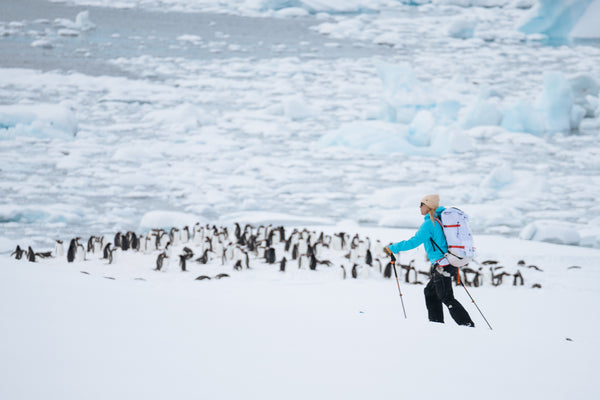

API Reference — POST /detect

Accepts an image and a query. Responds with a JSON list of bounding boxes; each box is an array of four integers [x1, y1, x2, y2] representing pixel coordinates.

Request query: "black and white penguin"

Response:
[[214, 273, 229, 279], [280, 257, 287, 272], [54, 240, 64, 258], [170, 227, 180, 246], [298, 255, 309, 270], [121, 233, 130, 251], [114, 232, 122, 249], [108, 248, 118, 264], [383, 261, 393, 278], [181, 226, 190, 243], [103, 243, 112, 260], [87, 236, 96, 253], [195, 275, 211, 280], [27, 246, 36, 262], [67, 239, 77, 263], [340, 265, 347, 280], [233, 259, 243, 271], [179, 255, 187, 272], [75, 240, 85, 262], [155, 252, 168, 271], [265, 247, 276, 264], [11, 245, 24, 260], [128, 232, 138, 251], [309, 254, 317, 270], [196, 249, 211, 264], [366, 249, 373, 266]]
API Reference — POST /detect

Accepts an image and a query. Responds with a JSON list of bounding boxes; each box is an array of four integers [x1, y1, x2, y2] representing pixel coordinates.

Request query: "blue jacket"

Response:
[[388, 207, 448, 264]]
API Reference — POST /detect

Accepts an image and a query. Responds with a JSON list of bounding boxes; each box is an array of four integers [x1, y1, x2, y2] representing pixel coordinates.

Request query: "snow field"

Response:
[[2, 222, 599, 399]]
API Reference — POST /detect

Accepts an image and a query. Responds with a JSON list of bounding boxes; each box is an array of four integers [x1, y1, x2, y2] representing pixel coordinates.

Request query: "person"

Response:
[[384, 194, 474, 327]]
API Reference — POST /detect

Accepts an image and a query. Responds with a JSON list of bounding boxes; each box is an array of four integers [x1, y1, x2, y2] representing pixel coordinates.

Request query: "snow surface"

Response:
[[1, 222, 599, 400]]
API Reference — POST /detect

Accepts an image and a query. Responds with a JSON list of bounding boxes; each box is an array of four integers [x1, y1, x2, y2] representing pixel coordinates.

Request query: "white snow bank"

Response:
[[502, 71, 583, 134], [520, 0, 598, 40], [139, 211, 200, 231], [0, 103, 78, 140], [520, 220, 582, 245]]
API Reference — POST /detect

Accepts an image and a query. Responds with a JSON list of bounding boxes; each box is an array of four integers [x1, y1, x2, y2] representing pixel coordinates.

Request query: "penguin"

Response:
[[196, 249, 211, 264], [128, 232, 138, 251], [298, 255, 309, 270], [76, 242, 85, 262], [35, 251, 52, 259], [179, 255, 187, 272], [265, 247, 276, 264], [365, 249, 373, 266], [27, 247, 36, 262], [108, 248, 118, 264], [182, 247, 194, 260], [114, 232, 122, 249], [383, 262, 393, 278], [234, 222, 242, 241], [11, 245, 24, 260], [292, 243, 299, 260], [121, 233, 130, 251], [340, 265, 347, 280], [309, 254, 317, 270], [195, 275, 211, 280], [87, 236, 96, 253], [214, 273, 229, 279], [93, 237, 103, 255], [170, 227, 180, 246], [280, 257, 287, 272], [103, 243, 112, 260], [67, 239, 77, 263], [181, 226, 190, 243], [351, 264, 358, 279], [155, 252, 168, 271], [55, 240, 64, 257], [233, 259, 243, 271], [278, 226, 286, 243]]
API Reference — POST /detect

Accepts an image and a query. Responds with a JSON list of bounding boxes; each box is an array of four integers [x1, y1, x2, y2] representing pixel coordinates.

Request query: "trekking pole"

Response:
[[390, 253, 407, 319], [460, 281, 493, 330]]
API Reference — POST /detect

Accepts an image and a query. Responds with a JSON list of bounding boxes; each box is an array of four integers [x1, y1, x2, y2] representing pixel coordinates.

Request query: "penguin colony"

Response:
[[9, 222, 552, 288]]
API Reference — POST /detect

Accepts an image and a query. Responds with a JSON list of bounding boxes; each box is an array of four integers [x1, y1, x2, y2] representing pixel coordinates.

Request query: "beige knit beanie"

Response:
[[421, 194, 440, 210]]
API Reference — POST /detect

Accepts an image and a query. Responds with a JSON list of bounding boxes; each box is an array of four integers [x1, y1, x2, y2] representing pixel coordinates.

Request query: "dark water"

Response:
[[0, 0, 390, 78]]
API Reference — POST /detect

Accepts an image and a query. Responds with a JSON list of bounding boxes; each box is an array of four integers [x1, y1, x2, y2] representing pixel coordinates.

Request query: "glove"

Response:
[[436, 265, 458, 279], [383, 246, 392, 256]]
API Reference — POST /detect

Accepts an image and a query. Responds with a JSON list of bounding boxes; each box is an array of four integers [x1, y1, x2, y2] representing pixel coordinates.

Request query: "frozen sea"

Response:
[[1, 0, 600, 251]]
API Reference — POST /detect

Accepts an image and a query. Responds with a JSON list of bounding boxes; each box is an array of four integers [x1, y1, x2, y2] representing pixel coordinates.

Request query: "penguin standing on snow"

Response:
[[67, 239, 77, 263], [55, 240, 64, 258], [11, 245, 24, 260], [280, 257, 287, 272], [155, 252, 168, 271], [103, 243, 112, 260], [27, 246, 36, 262]]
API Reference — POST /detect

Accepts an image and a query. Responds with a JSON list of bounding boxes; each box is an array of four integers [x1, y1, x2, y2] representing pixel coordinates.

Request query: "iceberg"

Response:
[[502, 71, 581, 134], [0, 103, 78, 140], [375, 61, 436, 124], [520, 0, 598, 41]]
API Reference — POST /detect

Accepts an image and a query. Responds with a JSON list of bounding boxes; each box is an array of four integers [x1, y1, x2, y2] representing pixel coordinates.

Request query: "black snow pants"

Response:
[[424, 266, 474, 327]]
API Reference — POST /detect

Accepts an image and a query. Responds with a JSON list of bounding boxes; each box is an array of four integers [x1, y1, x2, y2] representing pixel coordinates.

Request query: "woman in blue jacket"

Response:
[[385, 194, 474, 327]]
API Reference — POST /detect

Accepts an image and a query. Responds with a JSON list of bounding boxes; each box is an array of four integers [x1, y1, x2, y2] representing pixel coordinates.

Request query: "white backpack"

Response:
[[433, 207, 475, 267]]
